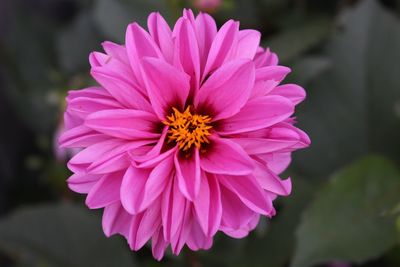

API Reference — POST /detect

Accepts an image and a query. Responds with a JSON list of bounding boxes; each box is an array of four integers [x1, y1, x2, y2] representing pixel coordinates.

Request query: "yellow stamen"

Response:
[[163, 106, 212, 151]]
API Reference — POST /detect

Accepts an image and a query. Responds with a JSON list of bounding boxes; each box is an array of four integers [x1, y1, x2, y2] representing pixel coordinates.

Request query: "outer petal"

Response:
[[200, 136, 254, 175], [256, 66, 291, 82], [270, 84, 306, 105], [141, 57, 191, 120], [218, 174, 273, 215], [222, 214, 259, 238], [152, 227, 168, 261], [132, 200, 162, 250], [85, 109, 160, 140], [187, 218, 213, 251], [219, 185, 255, 230], [147, 12, 174, 63], [218, 96, 294, 135], [173, 18, 201, 93], [102, 202, 132, 238], [67, 173, 101, 193], [161, 178, 186, 242], [68, 139, 150, 173], [86, 171, 124, 209], [59, 125, 109, 148], [102, 41, 130, 65], [194, 12, 217, 73], [253, 159, 292, 196], [235, 30, 261, 60], [125, 23, 163, 88], [202, 20, 239, 79], [193, 173, 222, 236], [257, 152, 291, 174], [121, 157, 173, 214], [175, 148, 201, 201], [195, 59, 255, 121], [90, 69, 152, 111]]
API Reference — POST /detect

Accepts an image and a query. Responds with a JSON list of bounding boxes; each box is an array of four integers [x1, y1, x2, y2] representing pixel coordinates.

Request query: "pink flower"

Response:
[[59, 9, 310, 260], [194, 0, 222, 12]]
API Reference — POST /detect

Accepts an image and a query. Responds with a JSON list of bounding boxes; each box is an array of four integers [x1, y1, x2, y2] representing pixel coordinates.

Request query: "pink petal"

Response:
[[256, 152, 291, 174], [67, 95, 123, 120], [193, 173, 222, 236], [270, 84, 306, 105], [195, 59, 255, 121], [125, 23, 163, 88], [85, 109, 160, 140], [200, 136, 254, 175], [250, 80, 279, 99], [102, 202, 132, 238], [147, 12, 174, 63], [254, 48, 279, 67], [219, 185, 255, 229], [256, 65, 291, 82], [218, 174, 273, 215], [86, 171, 124, 209], [187, 218, 213, 251], [235, 30, 261, 60], [232, 137, 298, 155], [194, 12, 217, 73], [218, 95, 294, 135], [173, 18, 201, 93], [67, 173, 101, 193], [90, 52, 135, 86], [134, 200, 161, 250], [221, 214, 259, 238], [202, 19, 239, 79], [175, 148, 201, 200], [253, 159, 291, 195], [59, 125, 109, 148], [68, 139, 144, 173], [134, 148, 177, 169], [161, 178, 186, 242], [152, 227, 168, 261], [102, 41, 130, 65], [170, 199, 192, 255], [90, 69, 152, 111], [141, 57, 191, 120], [121, 157, 172, 214]]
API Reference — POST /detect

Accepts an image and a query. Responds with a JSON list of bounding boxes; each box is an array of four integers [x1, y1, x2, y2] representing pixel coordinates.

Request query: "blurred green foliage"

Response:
[[0, 0, 399, 266]]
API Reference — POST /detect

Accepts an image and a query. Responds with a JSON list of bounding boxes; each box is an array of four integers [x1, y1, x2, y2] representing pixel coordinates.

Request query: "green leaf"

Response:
[[93, 0, 169, 43], [291, 155, 400, 267], [294, 0, 400, 177], [265, 17, 331, 63], [0, 203, 136, 267], [198, 178, 317, 267], [234, 178, 317, 267], [287, 56, 331, 86]]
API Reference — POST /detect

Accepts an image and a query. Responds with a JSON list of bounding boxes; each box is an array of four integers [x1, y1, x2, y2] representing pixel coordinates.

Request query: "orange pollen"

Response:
[[163, 106, 212, 151]]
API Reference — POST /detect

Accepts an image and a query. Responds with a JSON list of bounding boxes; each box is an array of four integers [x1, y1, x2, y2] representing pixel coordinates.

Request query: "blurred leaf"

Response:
[[287, 56, 331, 85], [56, 13, 100, 73], [198, 178, 317, 267], [93, 0, 170, 42], [0, 203, 136, 267], [265, 17, 331, 63], [292, 155, 400, 267], [294, 0, 400, 177], [234, 178, 317, 267]]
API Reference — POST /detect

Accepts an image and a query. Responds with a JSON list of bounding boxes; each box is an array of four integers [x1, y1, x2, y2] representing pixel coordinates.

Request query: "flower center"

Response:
[[164, 106, 212, 151]]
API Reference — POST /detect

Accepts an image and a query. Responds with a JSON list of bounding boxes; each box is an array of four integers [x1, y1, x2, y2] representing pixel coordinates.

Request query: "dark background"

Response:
[[0, 0, 400, 266]]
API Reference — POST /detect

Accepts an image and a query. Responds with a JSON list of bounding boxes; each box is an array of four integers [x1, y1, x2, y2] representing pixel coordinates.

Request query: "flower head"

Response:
[[60, 9, 310, 260]]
